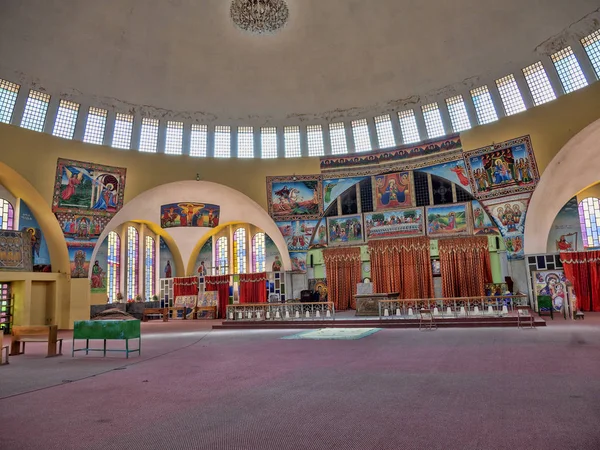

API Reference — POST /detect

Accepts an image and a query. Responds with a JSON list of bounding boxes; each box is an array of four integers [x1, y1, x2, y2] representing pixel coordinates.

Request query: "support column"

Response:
[[43, 96, 60, 135], [103, 111, 116, 147], [539, 59, 563, 98], [73, 103, 88, 141], [344, 121, 355, 153], [9, 83, 30, 127], [512, 70, 534, 110], [571, 42, 598, 84]]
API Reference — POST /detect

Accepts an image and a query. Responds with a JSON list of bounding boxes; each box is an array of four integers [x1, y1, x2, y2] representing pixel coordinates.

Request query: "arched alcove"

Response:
[[525, 117, 600, 254], [91, 180, 291, 276]]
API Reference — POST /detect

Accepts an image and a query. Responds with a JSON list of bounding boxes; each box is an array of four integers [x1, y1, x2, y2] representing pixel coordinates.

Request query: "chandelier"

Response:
[[230, 0, 289, 34]]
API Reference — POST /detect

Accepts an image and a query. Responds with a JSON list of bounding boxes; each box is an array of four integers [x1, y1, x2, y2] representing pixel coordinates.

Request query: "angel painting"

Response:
[[61, 167, 83, 201]]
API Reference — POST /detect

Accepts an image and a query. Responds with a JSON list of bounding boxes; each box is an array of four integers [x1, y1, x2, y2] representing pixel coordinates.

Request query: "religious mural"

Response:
[[426, 203, 471, 237], [52, 158, 126, 216], [159, 237, 175, 278], [160, 202, 220, 228], [276, 220, 319, 251], [464, 136, 539, 200], [267, 175, 323, 220], [309, 219, 328, 249], [289, 252, 308, 273], [19, 201, 51, 272], [0, 230, 32, 272], [547, 197, 583, 253], [67, 241, 95, 278], [90, 238, 108, 293], [56, 213, 109, 241], [195, 239, 213, 276], [322, 177, 366, 211], [483, 193, 530, 260], [417, 160, 472, 194], [265, 235, 283, 272], [472, 200, 499, 236], [372, 171, 414, 211], [364, 207, 425, 240], [533, 270, 567, 313], [327, 214, 364, 246]]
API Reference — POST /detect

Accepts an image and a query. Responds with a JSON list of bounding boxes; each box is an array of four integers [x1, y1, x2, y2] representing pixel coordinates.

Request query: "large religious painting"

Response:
[[327, 214, 364, 246], [160, 202, 220, 228], [276, 220, 319, 252], [56, 213, 110, 241], [364, 207, 425, 240], [472, 200, 499, 235], [464, 136, 539, 200], [483, 193, 529, 260], [418, 160, 472, 194], [309, 219, 328, 249], [533, 270, 567, 314], [547, 197, 582, 253], [160, 237, 176, 279], [372, 171, 415, 211], [289, 252, 308, 273], [267, 175, 323, 220], [322, 177, 366, 211], [195, 239, 213, 276], [426, 202, 471, 237], [90, 238, 108, 293], [67, 241, 96, 278], [19, 201, 51, 272], [0, 230, 32, 272], [52, 158, 126, 216]]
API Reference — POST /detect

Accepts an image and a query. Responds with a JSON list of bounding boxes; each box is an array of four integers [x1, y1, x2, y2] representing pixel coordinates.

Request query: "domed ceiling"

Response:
[[0, 0, 598, 126]]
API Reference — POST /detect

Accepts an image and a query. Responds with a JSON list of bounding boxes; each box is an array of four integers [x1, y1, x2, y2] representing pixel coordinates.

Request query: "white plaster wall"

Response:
[[90, 181, 291, 274], [525, 118, 600, 254]]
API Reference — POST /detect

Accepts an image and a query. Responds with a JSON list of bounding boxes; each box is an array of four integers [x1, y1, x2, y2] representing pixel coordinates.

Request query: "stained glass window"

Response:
[[112, 113, 134, 149], [215, 236, 228, 275], [144, 235, 155, 300], [284, 126, 301, 158], [127, 226, 139, 300], [52, 99, 80, 139], [233, 228, 247, 274], [83, 107, 108, 145], [238, 126, 254, 158], [190, 124, 208, 157], [374, 115, 396, 149], [581, 29, 600, 79], [0, 199, 14, 230], [421, 103, 445, 139], [397, 110, 420, 144], [551, 47, 588, 94], [165, 121, 183, 155], [578, 198, 600, 248], [0, 79, 20, 124], [329, 122, 348, 155], [495, 74, 527, 116], [21, 90, 50, 132], [252, 232, 266, 272], [107, 231, 120, 302], [470, 85, 498, 125], [139, 117, 159, 153]]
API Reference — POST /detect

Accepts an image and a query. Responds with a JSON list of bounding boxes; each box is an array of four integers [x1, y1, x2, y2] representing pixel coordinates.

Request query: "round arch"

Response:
[[0, 161, 70, 273], [525, 117, 600, 254], [91, 180, 291, 276]]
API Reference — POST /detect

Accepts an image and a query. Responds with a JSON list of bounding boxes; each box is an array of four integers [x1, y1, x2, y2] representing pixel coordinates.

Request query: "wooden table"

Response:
[[354, 293, 399, 316]]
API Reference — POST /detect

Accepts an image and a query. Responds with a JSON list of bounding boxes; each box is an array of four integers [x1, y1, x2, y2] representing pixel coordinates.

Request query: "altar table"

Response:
[[354, 293, 399, 316]]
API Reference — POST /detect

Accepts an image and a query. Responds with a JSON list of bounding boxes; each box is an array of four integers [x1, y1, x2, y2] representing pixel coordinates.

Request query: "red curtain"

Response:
[[323, 247, 362, 311], [438, 236, 492, 297], [560, 251, 600, 312], [205, 275, 230, 318], [368, 237, 434, 299], [239, 272, 267, 304], [173, 276, 199, 308]]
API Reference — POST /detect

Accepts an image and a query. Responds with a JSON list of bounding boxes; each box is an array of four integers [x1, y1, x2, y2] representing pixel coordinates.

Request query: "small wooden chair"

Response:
[[0, 332, 9, 365], [516, 306, 535, 329], [419, 308, 437, 331]]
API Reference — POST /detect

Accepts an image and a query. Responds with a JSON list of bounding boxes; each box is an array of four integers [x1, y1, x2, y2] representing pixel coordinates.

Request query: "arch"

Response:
[[92, 180, 291, 276], [0, 162, 70, 273], [525, 117, 600, 254]]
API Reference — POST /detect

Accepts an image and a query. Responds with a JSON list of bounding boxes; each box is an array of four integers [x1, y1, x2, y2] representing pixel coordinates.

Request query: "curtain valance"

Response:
[[438, 236, 489, 254], [368, 236, 430, 255], [323, 247, 361, 263]]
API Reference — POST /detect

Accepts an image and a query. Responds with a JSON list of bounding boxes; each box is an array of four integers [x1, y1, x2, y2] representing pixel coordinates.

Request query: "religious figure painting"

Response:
[[322, 177, 366, 211], [67, 241, 96, 279], [160, 202, 220, 228], [267, 175, 323, 220], [276, 220, 319, 252], [372, 171, 415, 211], [464, 136, 539, 200], [472, 200, 499, 235], [289, 252, 308, 273], [533, 270, 568, 313], [484, 196, 529, 236], [326, 214, 364, 246], [52, 158, 126, 216], [0, 230, 32, 272], [546, 197, 582, 253], [309, 219, 328, 249], [90, 238, 107, 294], [19, 201, 51, 272], [426, 203, 471, 237], [418, 160, 472, 194], [56, 213, 108, 241], [364, 207, 425, 240]]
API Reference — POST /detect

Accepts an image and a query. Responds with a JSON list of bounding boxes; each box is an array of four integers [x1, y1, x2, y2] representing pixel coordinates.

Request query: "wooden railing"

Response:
[[377, 295, 529, 319], [225, 302, 335, 321]]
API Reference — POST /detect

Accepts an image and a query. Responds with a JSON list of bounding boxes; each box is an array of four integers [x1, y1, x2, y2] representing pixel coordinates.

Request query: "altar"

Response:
[[354, 292, 399, 316]]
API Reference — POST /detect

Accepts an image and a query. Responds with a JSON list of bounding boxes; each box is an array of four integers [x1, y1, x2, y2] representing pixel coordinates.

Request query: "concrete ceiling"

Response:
[[0, 1, 599, 126]]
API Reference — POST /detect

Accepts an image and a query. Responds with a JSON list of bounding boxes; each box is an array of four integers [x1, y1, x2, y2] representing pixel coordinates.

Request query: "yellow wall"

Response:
[[1, 81, 600, 328]]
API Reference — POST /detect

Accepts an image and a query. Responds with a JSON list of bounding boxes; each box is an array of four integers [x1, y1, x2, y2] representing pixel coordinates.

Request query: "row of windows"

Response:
[[0, 32, 599, 158]]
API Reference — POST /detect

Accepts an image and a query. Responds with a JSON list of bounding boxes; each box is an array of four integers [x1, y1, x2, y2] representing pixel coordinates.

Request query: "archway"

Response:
[[525, 117, 600, 254]]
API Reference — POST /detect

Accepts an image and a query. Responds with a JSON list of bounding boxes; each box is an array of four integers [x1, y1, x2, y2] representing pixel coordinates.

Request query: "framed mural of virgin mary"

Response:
[[372, 171, 416, 211]]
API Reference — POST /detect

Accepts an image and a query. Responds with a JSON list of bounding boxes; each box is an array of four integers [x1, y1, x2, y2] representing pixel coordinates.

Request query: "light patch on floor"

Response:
[[281, 328, 381, 340]]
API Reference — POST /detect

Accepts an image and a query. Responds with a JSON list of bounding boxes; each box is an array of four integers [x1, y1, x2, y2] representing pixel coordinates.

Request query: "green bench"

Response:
[[72, 320, 141, 358]]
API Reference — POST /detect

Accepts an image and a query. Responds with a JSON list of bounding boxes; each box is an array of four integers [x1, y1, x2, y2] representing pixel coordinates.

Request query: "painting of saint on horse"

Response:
[[270, 180, 320, 218]]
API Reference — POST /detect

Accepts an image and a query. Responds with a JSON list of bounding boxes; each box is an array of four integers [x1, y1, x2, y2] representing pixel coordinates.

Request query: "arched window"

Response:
[[107, 231, 120, 302], [0, 199, 14, 230], [144, 235, 155, 300], [215, 236, 228, 275], [578, 197, 600, 248], [127, 226, 139, 300], [252, 232, 266, 272], [233, 228, 247, 274]]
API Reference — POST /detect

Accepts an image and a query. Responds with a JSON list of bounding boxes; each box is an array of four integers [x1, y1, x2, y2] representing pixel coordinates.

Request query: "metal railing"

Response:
[[377, 295, 529, 319], [226, 302, 335, 321]]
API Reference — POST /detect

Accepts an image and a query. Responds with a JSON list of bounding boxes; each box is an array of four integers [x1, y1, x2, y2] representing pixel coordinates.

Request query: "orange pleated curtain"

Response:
[[368, 237, 434, 299], [323, 247, 362, 311], [438, 236, 492, 297]]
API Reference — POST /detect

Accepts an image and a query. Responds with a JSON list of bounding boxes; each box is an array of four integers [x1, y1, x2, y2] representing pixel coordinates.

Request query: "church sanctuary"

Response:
[[2, 1, 600, 449]]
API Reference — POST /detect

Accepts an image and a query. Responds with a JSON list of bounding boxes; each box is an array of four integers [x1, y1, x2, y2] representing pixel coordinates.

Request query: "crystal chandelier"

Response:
[[230, 0, 289, 34]]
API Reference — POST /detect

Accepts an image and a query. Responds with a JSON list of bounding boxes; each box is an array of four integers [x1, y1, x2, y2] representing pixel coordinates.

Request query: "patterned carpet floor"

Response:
[[2, 319, 600, 449]]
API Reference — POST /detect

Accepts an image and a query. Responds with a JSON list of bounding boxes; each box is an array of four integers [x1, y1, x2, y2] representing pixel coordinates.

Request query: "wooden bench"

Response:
[[142, 307, 168, 322], [10, 325, 63, 357], [517, 306, 535, 329], [0, 332, 8, 365]]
